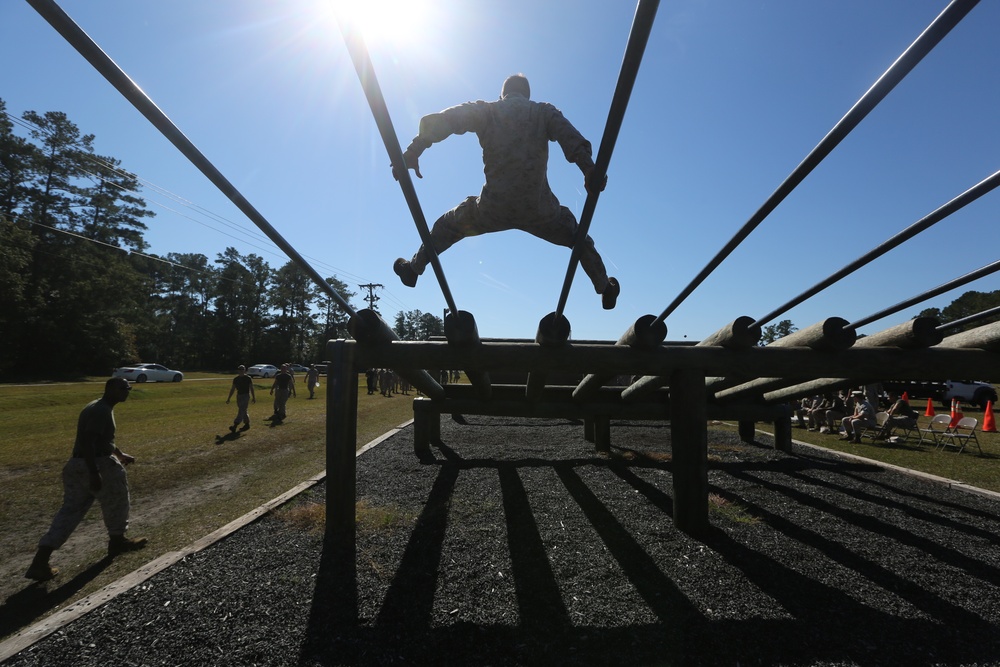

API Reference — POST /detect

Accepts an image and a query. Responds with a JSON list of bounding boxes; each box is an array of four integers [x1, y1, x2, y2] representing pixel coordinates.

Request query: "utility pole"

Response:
[[359, 283, 383, 312]]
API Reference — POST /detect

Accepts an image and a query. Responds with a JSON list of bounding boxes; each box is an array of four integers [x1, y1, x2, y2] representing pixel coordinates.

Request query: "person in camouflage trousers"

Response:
[[25, 377, 147, 581], [392, 74, 620, 310]]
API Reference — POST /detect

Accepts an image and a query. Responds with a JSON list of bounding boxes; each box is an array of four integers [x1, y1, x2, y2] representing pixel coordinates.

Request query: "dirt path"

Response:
[[0, 467, 254, 639]]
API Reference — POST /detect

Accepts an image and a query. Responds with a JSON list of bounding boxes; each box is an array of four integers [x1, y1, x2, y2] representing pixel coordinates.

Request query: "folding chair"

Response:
[[860, 412, 889, 442], [918, 414, 953, 448], [885, 415, 919, 443], [940, 416, 982, 454]]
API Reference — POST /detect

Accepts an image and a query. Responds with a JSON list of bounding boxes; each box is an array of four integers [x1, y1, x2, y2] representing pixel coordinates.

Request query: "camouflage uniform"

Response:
[[38, 398, 132, 549], [230, 373, 254, 428], [271, 370, 294, 420], [404, 91, 610, 293]]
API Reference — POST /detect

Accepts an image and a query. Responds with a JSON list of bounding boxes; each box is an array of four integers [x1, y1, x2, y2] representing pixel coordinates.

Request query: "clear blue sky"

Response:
[[2, 1, 998, 341]]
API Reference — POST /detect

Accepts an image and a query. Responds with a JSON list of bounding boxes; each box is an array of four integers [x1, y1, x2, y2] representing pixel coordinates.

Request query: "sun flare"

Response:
[[331, 0, 432, 49]]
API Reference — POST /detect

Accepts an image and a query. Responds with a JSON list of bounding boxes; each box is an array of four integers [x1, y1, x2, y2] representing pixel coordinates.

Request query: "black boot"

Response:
[[108, 534, 148, 557], [25, 546, 58, 581]]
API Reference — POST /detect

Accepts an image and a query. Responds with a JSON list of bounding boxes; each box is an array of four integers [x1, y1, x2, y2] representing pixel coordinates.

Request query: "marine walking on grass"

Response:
[[226, 364, 256, 432], [305, 364, 320, 400], [267, 363, 296, 424], [392, 74, 620, 310], [26, 377, 147, 581]]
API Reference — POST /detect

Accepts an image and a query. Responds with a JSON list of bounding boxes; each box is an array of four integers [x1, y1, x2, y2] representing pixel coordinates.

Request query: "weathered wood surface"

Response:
[[574, 314, 668, 400], [354, 341, 999, 382], [625, 316, 759, 401], [670, 369, 708, 536], [712, 317, 944, 402]]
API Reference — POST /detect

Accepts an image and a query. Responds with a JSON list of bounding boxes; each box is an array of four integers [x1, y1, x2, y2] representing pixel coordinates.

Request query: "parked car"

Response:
[[881, 379, 997, 409], [287, 364, 310, 374], [942, 380, 998, 409], [112, 363, 183, 383], [246, 364, 278, 379]]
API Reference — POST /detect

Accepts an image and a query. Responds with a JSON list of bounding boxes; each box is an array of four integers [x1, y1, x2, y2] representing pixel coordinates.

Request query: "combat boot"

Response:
[[25, 546, 58, 581], [108, 535, 148, 557], [393, 258, 418, 288], [602, 277, 620, 310]]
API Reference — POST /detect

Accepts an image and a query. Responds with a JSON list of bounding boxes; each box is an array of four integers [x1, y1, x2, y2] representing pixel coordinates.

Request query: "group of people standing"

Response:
[[794, 387, 918, 444], [365, 368, 411, 397], [226, 363, 321, 430]]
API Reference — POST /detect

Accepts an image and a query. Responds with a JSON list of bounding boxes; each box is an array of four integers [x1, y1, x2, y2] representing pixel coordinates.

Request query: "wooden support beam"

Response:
[[714, 317, 943, 402], [773, 413, 793, 453], [573, 314, 667, 400], [670, 368, 708, 536], [594, 414, 611, 454], [526, 312, 572, 400], [412, 397, 438, 457], [765, 378, 855, 405], [936, 320, 1000, 352], [428, 383, 789, 423], [444, 309, 492, 400], [354, 340, 999, 380], [325, 338, 358, 624], [764, 317, 1000, 402], [706, 316, 857, 395], [625, 316, 759, 402]]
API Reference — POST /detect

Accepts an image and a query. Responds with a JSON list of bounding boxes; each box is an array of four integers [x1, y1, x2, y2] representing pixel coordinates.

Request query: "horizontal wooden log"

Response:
[[712, 317, 943, 402], [702, 317, 856, 398], [700, 316, 762, 349], [423, 398, 791, 423], [936, 320, 1000, 352], [764, 378, 854, 404], [620, 374, 667, 402], [353, 341, 1000, 382], [860, 316, 942, 349], [762, 321, 1000, 404], [766, 317, 856, 351], [574, 314, 668, 400], [622, 316, 759, 402]]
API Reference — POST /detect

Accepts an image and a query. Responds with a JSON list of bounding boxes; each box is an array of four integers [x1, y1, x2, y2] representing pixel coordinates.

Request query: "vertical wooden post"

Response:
[[412, 397, 438, 456], [774, 409, 793, 453], [594, 414, 611, 454], [738, 419, 756, 443], [670, 368, 708, 536], [326, 339, 358, 623]]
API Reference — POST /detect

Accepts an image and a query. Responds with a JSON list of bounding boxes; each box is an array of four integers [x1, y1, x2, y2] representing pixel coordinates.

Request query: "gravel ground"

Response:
[[6, 416, 1000, 667]]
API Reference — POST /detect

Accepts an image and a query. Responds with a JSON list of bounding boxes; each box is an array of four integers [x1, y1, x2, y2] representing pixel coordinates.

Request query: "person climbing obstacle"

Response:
[[392, 74, 620, 310]]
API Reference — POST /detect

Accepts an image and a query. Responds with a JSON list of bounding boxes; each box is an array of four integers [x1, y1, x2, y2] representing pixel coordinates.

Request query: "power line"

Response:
[[4, 108, 404, 308]]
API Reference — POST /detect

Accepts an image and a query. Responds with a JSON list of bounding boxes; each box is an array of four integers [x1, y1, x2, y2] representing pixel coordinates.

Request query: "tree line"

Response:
[[0, 100, 441, 378]]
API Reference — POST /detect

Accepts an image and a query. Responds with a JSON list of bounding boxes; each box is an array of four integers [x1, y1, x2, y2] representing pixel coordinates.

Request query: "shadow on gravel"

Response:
[[0, 557, 111, 638], [298, 425, 1000, 666]]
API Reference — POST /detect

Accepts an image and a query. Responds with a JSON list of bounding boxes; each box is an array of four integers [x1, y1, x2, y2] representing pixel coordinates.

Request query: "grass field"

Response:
[[0, 373, 414, 640], [746, 404, 1000, 491], [2, 376, 998, 642]]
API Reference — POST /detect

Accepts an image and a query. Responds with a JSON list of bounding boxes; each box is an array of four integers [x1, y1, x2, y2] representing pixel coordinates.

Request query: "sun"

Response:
[[329, 0, 433, 49]]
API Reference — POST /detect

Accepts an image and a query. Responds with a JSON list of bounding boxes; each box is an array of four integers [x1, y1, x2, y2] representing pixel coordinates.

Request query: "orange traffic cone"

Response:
[[949, 398, 963, 429], [902, 391, 909, 402], [924, 398, 935, 417], [983, 400, 997, 433]]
